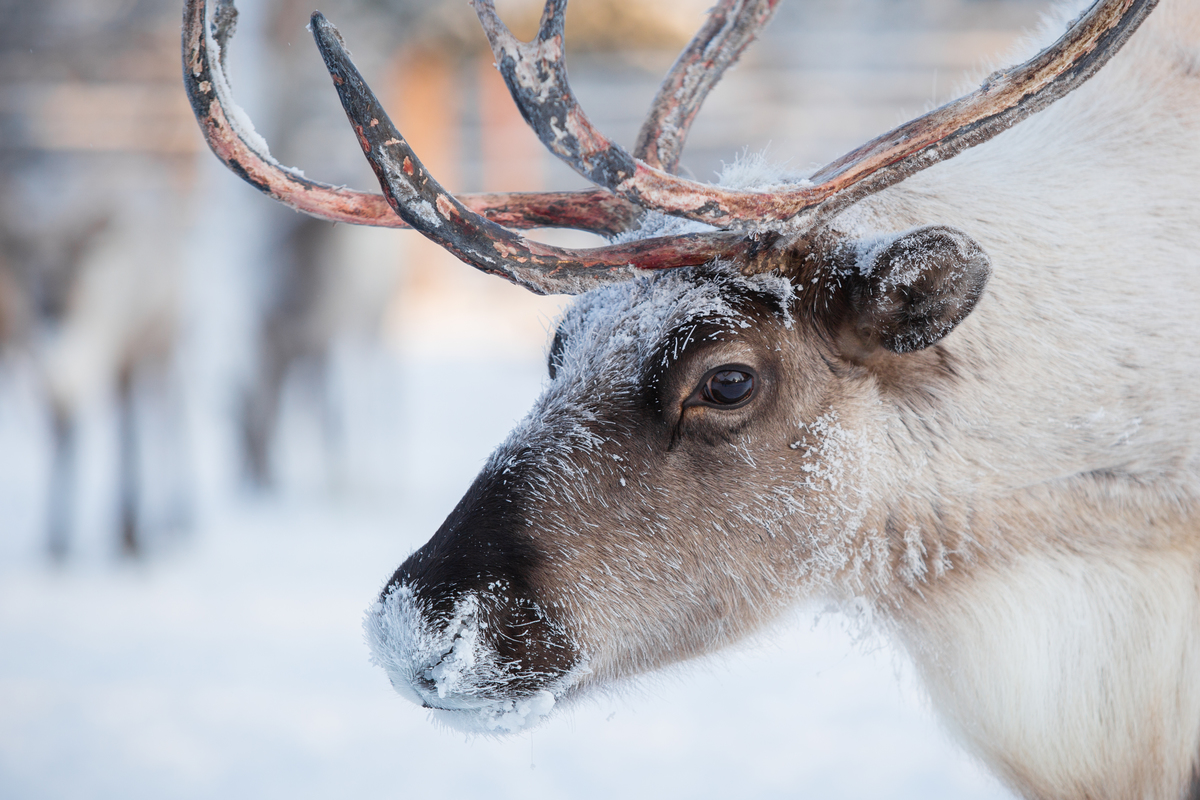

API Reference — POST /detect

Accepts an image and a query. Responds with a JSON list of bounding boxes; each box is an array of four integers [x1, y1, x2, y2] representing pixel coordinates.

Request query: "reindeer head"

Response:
[[183, 0, 1155, 732]]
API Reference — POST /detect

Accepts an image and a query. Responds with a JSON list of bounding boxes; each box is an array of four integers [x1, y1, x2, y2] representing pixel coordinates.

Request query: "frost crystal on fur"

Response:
[[544, 266, 793, 387]]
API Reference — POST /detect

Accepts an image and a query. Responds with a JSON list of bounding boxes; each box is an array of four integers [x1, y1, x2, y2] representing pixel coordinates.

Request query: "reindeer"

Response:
[[185, 0, 1200, 795], [1, 0, 194, 558]]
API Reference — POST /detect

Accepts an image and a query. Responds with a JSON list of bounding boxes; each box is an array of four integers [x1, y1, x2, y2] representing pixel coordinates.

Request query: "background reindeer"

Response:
[[0, 0, 194, 557], [188, 0, 1200, 797], [230, 0, 402, 490]]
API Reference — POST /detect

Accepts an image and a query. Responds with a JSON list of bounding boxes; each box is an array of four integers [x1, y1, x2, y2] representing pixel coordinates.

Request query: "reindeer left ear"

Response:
[[845, 225, 990, 354]]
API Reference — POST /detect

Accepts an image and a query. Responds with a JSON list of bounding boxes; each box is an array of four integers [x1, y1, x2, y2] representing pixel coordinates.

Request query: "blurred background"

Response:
[[0, 0, 1045, 796]]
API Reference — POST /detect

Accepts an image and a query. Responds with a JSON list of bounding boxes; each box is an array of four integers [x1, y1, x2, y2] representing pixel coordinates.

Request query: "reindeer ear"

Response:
[[845, 226, 990, 354]]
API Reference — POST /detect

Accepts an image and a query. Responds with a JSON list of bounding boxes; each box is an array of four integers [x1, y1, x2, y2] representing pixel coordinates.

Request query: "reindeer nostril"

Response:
[[415, 672, 439, 695]]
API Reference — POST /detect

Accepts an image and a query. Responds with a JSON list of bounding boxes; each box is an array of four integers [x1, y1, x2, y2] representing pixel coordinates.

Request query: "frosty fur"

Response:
[[366, 1, 1200, 797]]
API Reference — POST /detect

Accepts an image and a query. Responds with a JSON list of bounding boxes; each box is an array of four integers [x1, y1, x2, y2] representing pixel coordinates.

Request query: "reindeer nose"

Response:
[[364, 460, 583, 730], [365, 573, 581, 732], [424, 580, 577, 696]]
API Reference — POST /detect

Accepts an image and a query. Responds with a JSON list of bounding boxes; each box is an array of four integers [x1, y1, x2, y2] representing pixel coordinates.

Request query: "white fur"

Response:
[[900, 552, 1200, 798], [823, 1, 1200, 794]]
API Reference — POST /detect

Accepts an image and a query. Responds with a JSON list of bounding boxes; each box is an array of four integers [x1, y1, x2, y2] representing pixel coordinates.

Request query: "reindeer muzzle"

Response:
[[364, 577, 583, 733]]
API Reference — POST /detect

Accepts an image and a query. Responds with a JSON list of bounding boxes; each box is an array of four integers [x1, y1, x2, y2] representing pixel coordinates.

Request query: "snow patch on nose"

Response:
[[363, 584, 581, 734]]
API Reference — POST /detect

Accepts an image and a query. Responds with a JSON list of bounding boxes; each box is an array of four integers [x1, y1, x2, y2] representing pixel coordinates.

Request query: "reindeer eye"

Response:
[[700, 368, 755, 407]]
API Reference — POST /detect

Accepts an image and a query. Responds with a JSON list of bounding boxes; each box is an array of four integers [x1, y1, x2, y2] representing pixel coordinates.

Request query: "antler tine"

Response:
[[473, 0, 636, 192], [475, 0, 1156, 235], [634, 0, 782, 174], [182, 0, 641, 236], [472, 0, 799, 226], [309, 13, 770, 296]]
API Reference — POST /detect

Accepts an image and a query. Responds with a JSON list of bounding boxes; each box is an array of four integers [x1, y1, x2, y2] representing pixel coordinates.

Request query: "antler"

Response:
[[633, 0, 782, 173], [308, 14, 775, 295], [476, 0, 1157, 235], [182, 0, 641, 236], [185, 0, 1157, 293]]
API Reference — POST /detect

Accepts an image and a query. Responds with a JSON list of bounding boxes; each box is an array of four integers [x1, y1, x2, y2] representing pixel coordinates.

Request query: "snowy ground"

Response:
[[0, 349, 1013, 800]]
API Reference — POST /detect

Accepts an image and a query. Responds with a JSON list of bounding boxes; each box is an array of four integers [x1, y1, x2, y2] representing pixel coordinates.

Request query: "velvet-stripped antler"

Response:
[[182, 0, 641, 236], [307, 14, 776, 295], [186, 0, 1157, 291], [632, 0, 782, 173], [475, 0, 1157, 237], [182, 0, 788, 293]]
